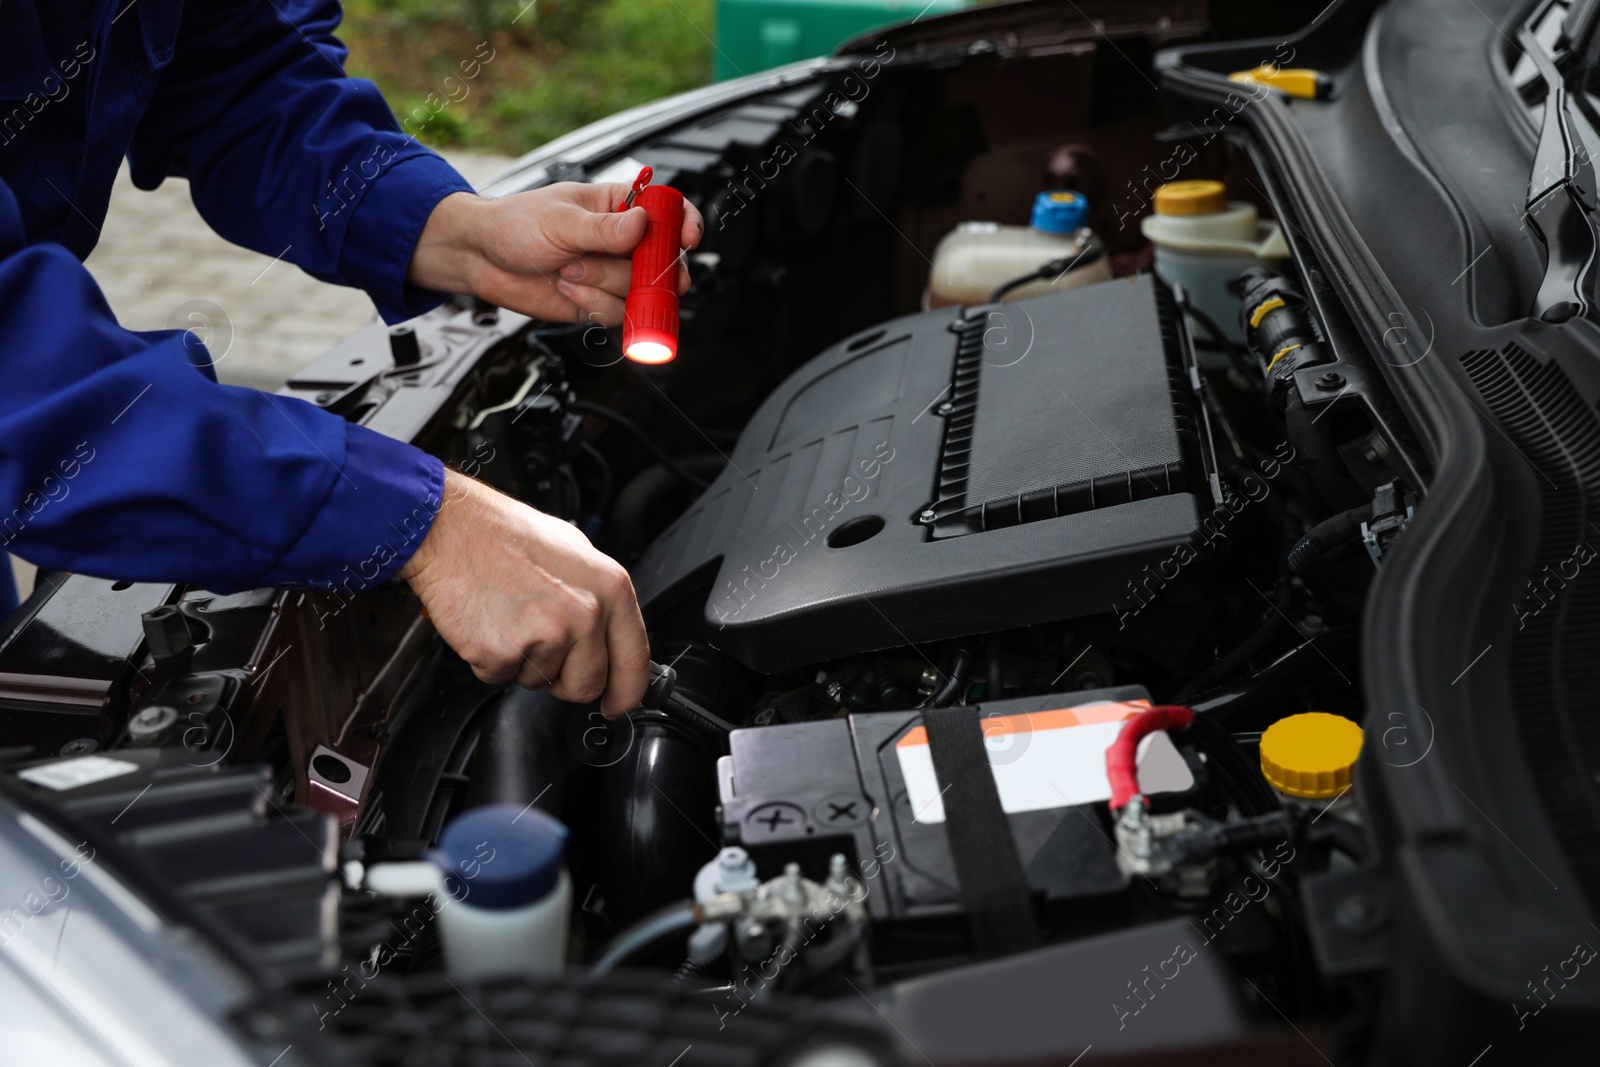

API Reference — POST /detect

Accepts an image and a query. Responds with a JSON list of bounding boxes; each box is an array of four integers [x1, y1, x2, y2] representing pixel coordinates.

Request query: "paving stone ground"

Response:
[[8, 150, 516, 599], [82, 150, 516, 391]]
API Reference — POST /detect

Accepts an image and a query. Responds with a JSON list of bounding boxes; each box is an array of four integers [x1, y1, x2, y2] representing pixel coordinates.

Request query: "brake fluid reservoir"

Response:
[[1259, 711, 1363, 811], [430, 804, 572, 978], [1141, 180, 1289, 343], [927, 190, 1112, 307]]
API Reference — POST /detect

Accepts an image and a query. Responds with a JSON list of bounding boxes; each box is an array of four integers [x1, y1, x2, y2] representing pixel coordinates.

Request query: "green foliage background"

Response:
[[341, 0, 715, 154]]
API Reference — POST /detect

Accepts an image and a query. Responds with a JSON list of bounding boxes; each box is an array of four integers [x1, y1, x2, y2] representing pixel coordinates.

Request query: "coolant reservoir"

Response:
[[927, 190, 1113, 307], [1141, 180, 1288, 342]]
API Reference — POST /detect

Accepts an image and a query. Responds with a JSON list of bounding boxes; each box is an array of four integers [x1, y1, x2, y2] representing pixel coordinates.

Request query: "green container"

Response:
[[713, 0, 974, 80]]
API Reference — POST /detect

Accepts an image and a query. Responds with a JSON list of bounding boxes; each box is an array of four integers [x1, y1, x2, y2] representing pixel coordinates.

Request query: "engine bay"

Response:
[[0, 5, 1430, 1063]]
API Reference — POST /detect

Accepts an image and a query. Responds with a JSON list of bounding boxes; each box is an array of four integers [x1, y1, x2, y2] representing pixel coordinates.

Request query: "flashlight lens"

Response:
[[625, 340, 675, 364]]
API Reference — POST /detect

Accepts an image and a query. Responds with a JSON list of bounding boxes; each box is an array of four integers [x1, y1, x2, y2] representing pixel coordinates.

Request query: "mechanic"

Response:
[[0, 2, 701, 718]]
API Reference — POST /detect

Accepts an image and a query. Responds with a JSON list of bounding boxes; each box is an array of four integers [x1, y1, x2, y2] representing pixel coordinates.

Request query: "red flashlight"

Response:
[[621, 181, 685, 365]]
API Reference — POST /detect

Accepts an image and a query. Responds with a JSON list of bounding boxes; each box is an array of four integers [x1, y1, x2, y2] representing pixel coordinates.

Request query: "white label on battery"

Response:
[[17, 756, 139, 792], [896, 702, 1195, 824]]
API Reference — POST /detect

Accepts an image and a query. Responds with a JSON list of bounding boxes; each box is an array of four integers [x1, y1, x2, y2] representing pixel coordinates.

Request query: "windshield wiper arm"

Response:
[[1521, 23, 1600, 323]]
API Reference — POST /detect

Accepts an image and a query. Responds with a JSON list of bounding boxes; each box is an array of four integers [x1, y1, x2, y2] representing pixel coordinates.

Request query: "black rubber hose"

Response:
[[988, 243, 1105, 303], [930, 647, 974, 707], [1187, 626, 1359, 725], [570, 401, 711, 489], [1307, 816, 1369, 863], [1169, 811, 1296, 863], [640, 661, 737, 738], [655, 696, 734, 740], [463, 687, 575, 815], [1287, 503, 1373, 576], [1206, 810, 1296, 853], [595, 717, 719, 923], [608, 455, 726, 560], [1179, 714, 1282, 816], [1172, 612, 1283, 704]]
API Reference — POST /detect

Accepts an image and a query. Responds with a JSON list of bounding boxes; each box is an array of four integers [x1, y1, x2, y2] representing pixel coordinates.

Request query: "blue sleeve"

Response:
[[126, 0, 476, 323], [0, 179, 445, 593]]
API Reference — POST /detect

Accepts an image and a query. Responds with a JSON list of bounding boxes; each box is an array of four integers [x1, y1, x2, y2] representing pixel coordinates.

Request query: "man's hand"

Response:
[[400, 182, 699, 714], [405, 183, 704, 326], [398, 469, 651, 718]]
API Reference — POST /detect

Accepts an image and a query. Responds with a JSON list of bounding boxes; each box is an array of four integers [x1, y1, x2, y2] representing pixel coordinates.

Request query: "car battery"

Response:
[[716, 687, 1198, 924]]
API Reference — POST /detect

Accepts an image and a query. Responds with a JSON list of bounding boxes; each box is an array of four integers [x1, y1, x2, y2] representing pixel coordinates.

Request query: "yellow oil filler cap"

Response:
[[1153, 180, 1228, 217], [1259, 712, 1363, 799], [1229, 65, 1331, 100]]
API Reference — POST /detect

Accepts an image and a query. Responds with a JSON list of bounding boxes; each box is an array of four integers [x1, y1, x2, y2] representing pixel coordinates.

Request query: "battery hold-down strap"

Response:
[[921, 704, 1039, 957]]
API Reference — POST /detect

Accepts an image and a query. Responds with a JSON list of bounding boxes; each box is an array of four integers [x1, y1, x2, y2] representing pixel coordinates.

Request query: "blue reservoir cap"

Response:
[[1031, 190, 1090, 234], [429, 804, 567, 910]]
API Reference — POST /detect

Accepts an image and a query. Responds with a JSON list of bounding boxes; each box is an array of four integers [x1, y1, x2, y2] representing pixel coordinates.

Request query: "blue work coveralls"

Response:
[[0, 0, 475, 614]]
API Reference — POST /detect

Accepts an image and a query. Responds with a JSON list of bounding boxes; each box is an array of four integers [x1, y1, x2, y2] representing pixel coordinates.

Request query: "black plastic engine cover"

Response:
[[633, 276, 1217, 672]]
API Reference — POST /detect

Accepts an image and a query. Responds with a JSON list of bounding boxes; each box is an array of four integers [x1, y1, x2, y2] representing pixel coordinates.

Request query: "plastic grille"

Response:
[[1461, 342, 1600, 912], [928, 279, 1199, 538], [309, 970, 897, 1067]]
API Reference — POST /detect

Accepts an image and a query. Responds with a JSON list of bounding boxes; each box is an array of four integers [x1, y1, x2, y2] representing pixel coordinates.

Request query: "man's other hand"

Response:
[[398, 470, 650, 718], [405, 183, 704, 326]]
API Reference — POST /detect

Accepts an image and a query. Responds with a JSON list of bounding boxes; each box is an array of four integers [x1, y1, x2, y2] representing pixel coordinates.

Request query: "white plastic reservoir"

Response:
[[429, 803, 572, 979], [928, 190, 1113, 307], [1140, 180, 1288, 343]]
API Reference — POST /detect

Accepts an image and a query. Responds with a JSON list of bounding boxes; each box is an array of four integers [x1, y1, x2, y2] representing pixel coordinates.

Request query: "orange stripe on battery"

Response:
[[896, 700, 1150, 748]]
